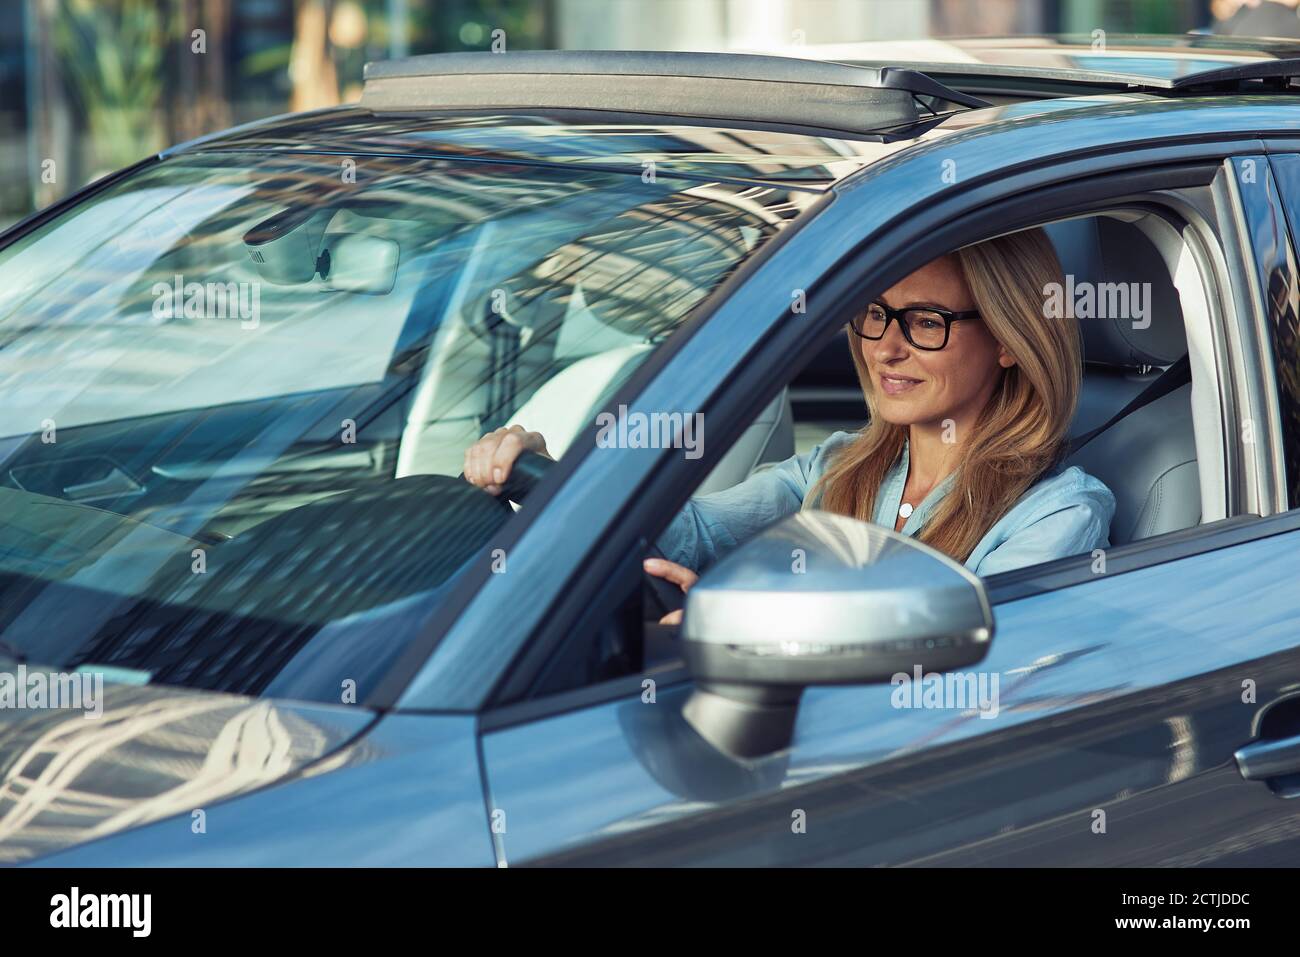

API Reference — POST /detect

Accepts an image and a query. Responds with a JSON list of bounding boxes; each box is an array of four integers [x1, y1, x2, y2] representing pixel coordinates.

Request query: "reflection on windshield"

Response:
[[206, 110, 890, 181], [0, 149, 807, 703]]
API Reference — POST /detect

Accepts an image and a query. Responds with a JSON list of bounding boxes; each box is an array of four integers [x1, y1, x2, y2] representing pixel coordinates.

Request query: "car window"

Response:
[[0, 149, 804, 703], [522, 210, 1211, 700]]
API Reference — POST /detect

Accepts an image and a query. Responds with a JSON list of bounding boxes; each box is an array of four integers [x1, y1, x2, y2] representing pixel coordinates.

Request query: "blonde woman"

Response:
[[464, 228, 1115, 607]]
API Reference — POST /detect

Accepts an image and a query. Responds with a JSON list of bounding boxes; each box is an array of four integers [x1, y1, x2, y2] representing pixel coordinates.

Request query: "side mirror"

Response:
[[680, 510, 994, 758]]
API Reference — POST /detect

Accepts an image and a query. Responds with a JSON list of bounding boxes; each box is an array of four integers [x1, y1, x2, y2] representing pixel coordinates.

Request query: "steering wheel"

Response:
[[493, 449, 554, 504], [482, 450, 685, 618]]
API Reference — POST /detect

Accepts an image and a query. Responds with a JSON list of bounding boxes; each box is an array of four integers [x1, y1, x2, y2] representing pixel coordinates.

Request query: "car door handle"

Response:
[[1234, 735, 1300, 781]]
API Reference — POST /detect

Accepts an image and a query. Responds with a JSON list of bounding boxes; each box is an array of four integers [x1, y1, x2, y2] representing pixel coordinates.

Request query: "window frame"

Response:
[[486, 189, 1256, 715], [488, 165, 1284, 720], [1252, 150, 1300, 509]]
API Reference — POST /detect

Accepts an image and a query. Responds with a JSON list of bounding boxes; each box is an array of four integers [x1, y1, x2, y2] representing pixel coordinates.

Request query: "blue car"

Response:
[[3, 36, 1300, 866]]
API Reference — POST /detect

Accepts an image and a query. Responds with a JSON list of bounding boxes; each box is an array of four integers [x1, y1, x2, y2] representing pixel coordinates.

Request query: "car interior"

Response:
[[491, 203, 1184, 676], [469, 209, 1213, 557], [392, 181, 790, 481], [629, 210, 1213, 553], [504, 205, 1225, 698], [1047, 214, 1204, 545]]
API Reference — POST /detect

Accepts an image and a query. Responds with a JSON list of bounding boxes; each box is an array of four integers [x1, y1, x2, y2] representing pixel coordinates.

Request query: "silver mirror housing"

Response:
[[681, 510, 994, 688]]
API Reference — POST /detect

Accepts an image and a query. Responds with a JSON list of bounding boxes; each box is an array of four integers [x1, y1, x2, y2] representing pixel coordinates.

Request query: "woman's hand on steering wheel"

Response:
[[642, 557, 698, 626], [466, 428, 693, 625], [463, 425, 552, 496]]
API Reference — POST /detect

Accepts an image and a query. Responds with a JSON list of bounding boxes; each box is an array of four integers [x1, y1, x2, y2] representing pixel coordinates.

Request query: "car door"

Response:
[[473, 153, 1300, 867], [384, 104, 1300, 866], [479, 518, 1300, 867]]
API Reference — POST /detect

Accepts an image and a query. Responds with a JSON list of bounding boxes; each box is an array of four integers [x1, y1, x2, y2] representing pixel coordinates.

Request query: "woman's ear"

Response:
[[997, 344, 1018, 369]]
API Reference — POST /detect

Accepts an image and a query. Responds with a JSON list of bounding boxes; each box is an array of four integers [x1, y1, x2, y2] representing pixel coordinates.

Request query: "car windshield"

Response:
[[0, 148, 802, 703]]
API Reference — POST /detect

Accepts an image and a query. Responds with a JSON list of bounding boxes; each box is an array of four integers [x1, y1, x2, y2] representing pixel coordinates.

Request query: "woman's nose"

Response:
[[872, 318, 911, 361]]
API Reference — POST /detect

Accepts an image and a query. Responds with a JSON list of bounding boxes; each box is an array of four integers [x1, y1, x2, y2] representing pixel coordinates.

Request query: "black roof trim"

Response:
[[1167, 56, 1300, 91]]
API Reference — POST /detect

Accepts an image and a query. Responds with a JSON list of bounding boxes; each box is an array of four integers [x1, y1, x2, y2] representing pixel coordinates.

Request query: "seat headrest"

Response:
[[1043, 217, 1186, 368]]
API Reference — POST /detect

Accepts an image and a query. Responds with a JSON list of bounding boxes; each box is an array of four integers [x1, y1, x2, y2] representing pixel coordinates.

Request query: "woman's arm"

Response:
[[655, 434, 852, 571]]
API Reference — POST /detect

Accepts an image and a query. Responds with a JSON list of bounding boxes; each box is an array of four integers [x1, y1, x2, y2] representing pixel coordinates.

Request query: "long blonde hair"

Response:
[[810, 227, 1080, 563]]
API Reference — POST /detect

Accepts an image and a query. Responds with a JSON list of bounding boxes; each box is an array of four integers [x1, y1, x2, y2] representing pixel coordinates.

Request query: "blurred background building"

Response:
[[0, 0, 1248, 228]]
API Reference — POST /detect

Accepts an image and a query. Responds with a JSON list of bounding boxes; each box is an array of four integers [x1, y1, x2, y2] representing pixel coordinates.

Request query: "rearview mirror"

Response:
[[680, 510, 994, 757], [321, 233, 400, 294]]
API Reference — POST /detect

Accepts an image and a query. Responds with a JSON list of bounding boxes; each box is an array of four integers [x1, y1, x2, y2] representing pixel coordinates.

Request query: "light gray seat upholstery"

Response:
[[1046, 217, 1200, 545], [695, 390, 794, 495], [1067, 384, 1198, 544]]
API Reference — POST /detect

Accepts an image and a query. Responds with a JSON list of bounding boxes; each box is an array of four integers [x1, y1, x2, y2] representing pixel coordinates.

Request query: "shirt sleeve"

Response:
[[654, 434, 852, 571], [971, 469, 1115, 576]]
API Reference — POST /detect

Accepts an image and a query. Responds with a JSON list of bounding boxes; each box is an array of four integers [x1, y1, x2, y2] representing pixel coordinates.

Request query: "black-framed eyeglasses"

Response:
[[849, 300, 981, 351]]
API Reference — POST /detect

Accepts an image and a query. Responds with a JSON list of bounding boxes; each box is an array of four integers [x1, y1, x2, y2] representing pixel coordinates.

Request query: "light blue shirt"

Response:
[[657, 431, 1115, 576]]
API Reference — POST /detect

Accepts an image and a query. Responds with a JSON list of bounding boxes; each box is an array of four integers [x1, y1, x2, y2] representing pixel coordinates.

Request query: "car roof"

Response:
[[170, 40, 1300, 190]]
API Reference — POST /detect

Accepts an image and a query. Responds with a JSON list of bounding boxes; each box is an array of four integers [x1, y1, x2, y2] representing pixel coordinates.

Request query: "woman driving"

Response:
[[463, 227, 1116, 612]]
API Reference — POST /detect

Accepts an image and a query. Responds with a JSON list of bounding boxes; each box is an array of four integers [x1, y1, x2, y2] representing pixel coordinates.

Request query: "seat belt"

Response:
[[1064, 353, 1192, 458]]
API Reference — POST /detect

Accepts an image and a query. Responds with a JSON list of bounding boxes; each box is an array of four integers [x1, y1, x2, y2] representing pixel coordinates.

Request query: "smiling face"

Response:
[[859, 254, 1017, 432]]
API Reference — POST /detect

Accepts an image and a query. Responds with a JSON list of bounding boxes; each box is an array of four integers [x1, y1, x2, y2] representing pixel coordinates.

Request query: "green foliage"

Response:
[[53, 0, 173, 171]]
